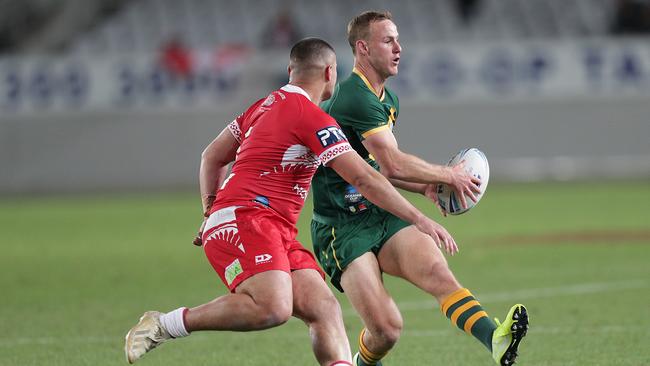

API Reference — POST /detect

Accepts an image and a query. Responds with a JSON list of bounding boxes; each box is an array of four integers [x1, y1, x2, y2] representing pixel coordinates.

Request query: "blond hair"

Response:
[[347, 11, 393, 54]]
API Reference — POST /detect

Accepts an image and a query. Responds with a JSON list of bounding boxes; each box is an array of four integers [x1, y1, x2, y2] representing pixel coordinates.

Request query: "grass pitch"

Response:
[[1, 182, 649, 366]]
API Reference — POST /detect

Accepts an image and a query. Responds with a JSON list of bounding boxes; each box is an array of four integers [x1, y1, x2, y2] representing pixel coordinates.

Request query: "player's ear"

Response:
[[356, 40, 368, 55], [325, 65, 332, 82], [287, 65, 292, 78]]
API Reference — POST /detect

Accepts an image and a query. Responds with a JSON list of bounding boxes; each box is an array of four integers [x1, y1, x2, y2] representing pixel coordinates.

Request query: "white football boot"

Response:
[[124, 311, 172, 364]]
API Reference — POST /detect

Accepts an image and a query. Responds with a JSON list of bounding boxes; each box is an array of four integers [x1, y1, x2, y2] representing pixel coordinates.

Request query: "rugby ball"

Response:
[[437, 148, 489, 215]]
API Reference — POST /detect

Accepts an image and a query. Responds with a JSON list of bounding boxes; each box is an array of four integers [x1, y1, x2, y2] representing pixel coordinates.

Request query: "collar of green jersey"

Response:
[[352, 67, 385, 102]]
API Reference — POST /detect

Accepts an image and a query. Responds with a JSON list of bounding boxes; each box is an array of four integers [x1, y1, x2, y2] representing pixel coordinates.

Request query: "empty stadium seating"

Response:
[[69, 0, 618, 54]]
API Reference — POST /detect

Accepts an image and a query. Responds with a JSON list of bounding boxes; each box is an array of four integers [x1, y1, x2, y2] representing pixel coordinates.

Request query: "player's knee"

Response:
[[320, 293, 343, 317], [376, 324, 402, 347], [423, 262, 460, 296], [297, 291, 342, 324], [259, 298, 293, 328], [262, 306, 292, 328], [370, 316, 403, 347]]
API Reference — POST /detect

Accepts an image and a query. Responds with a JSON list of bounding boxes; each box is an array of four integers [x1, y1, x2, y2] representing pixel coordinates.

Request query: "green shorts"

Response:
[[310, 207, 411, 292]]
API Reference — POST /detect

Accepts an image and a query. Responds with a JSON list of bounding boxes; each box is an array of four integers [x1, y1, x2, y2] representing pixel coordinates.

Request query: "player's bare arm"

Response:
[[361, 129, 481, 209], [199, 126, 239, 213], [192, 126, 240, 245], [328, 151, 458, 255], [380, 178, 447, 217]]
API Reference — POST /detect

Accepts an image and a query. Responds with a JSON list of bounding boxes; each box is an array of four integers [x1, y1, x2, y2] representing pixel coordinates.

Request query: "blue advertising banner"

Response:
[[390, 39, 650, 101], [1, 40, 649, 115]]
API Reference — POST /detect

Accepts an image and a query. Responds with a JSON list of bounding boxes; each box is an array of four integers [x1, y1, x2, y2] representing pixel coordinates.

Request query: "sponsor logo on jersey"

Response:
[[225, 259, 244, 285], [316, 126, 347, 147], [344, 184, 363, 204], [349, 203, 367, 213], [255, 254, 273, 265]]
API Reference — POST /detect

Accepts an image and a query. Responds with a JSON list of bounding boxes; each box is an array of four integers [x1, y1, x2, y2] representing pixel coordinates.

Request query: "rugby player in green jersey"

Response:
[[311, 11, 529, 366]]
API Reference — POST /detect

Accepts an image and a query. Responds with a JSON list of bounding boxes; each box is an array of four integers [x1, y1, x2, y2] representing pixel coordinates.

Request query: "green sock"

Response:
[[440, 288, 497, 350]]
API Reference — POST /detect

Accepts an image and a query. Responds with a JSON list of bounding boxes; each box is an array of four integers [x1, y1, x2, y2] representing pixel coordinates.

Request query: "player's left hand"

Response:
[[194, 194, 216, 246], [192, 218, 207, 246], [414, 215, 459, 255], [424, 184, 447, 217]]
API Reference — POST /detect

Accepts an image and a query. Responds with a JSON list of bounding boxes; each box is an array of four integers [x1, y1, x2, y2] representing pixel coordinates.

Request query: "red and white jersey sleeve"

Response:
[[295, 105, 353, 166], [226, 98, 265, 144], [210, 85, 352, 225]]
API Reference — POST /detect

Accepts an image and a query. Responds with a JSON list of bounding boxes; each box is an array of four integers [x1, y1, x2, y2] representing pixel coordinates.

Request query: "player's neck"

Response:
[[353, 62, 386, 96], [288, 81, 324, 105]]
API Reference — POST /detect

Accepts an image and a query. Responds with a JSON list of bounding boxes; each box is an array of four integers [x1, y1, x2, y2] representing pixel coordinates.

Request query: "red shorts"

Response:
[[202, 205, 324, 292]]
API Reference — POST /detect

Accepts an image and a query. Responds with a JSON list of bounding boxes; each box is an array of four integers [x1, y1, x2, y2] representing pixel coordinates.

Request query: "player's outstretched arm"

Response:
[[379, 178, 447, 217], [362, 129, 481, 209], [328, 151, 458, 255]]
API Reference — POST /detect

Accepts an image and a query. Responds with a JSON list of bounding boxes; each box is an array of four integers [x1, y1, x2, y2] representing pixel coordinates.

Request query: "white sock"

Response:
[[160, 307, 190, 338]]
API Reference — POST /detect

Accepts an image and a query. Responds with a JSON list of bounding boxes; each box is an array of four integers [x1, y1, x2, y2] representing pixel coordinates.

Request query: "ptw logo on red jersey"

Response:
[[317, 126, 347, 147]]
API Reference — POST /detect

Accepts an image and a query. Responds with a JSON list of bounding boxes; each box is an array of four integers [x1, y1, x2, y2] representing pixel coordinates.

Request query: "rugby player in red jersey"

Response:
[[125, 38, 456, 366]]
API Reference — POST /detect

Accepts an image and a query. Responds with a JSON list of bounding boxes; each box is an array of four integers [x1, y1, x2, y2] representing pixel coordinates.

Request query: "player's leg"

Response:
[[340, 252, 403, 366], [186, 207, 297, 331], [378, 225, 460, 302], [379, 225, 494, 348], [124, 270, 293, 363], [185, 270, 293, 331], [378, 225, 528, 365], [125, 206, 297, 363], [291, 268, 352, 366]]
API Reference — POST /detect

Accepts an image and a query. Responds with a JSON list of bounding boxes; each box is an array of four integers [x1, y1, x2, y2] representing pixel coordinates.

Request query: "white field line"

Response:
[[3, 324, 648, 348], [0, 336, 113, 347], [1, 279, 648, 347]]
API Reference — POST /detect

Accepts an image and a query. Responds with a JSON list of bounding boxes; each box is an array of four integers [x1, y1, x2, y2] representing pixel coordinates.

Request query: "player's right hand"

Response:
[[448, 161, 482, 210], [414, 215, 458, 255], [192, 218, 207, 246]]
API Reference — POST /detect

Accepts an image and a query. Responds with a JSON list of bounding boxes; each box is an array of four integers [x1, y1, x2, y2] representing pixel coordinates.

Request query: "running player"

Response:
[[310, 12, 529, 366], [125, 38, 457, 366]]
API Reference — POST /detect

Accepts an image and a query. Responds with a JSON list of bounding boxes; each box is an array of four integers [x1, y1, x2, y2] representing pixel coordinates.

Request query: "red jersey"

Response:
[[210, 85, 353, 225]]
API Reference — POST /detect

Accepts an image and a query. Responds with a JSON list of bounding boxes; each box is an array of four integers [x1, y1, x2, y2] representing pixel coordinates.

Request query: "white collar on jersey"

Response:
[[280, 84, 311, 101]]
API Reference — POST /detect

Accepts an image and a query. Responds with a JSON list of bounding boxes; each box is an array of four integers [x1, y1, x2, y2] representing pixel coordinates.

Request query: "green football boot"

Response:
[[492, 304, 529, 365]]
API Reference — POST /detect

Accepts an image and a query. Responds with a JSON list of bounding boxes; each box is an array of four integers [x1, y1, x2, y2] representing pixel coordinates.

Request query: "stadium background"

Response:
[[1, 0, 649, 365]]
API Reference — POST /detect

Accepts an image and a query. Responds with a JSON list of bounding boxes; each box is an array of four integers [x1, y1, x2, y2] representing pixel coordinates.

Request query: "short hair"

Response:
[[289, 37, 336, 73], [347, 11, 393, 54]]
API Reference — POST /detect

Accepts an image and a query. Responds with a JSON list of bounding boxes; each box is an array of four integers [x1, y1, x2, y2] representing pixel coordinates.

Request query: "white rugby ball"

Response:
[[437, 148, 489, 215]]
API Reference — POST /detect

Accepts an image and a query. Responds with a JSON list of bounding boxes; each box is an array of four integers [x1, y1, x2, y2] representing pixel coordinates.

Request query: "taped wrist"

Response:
[[203, 195, 216, 217]]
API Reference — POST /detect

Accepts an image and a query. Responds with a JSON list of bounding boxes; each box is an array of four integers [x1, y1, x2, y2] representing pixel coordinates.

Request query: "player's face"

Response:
[[366, 20, 401, 79]]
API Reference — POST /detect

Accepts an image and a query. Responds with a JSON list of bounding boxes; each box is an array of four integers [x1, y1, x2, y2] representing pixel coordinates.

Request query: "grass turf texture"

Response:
[[1, 182, 649, 366]]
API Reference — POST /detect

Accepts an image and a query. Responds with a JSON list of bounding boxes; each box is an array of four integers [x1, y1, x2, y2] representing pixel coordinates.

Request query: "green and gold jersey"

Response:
[[311, 68, 399, 223]]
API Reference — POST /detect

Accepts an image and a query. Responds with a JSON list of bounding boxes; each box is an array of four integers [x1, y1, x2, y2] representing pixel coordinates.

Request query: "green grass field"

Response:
[[1, 182, 649, 366]]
